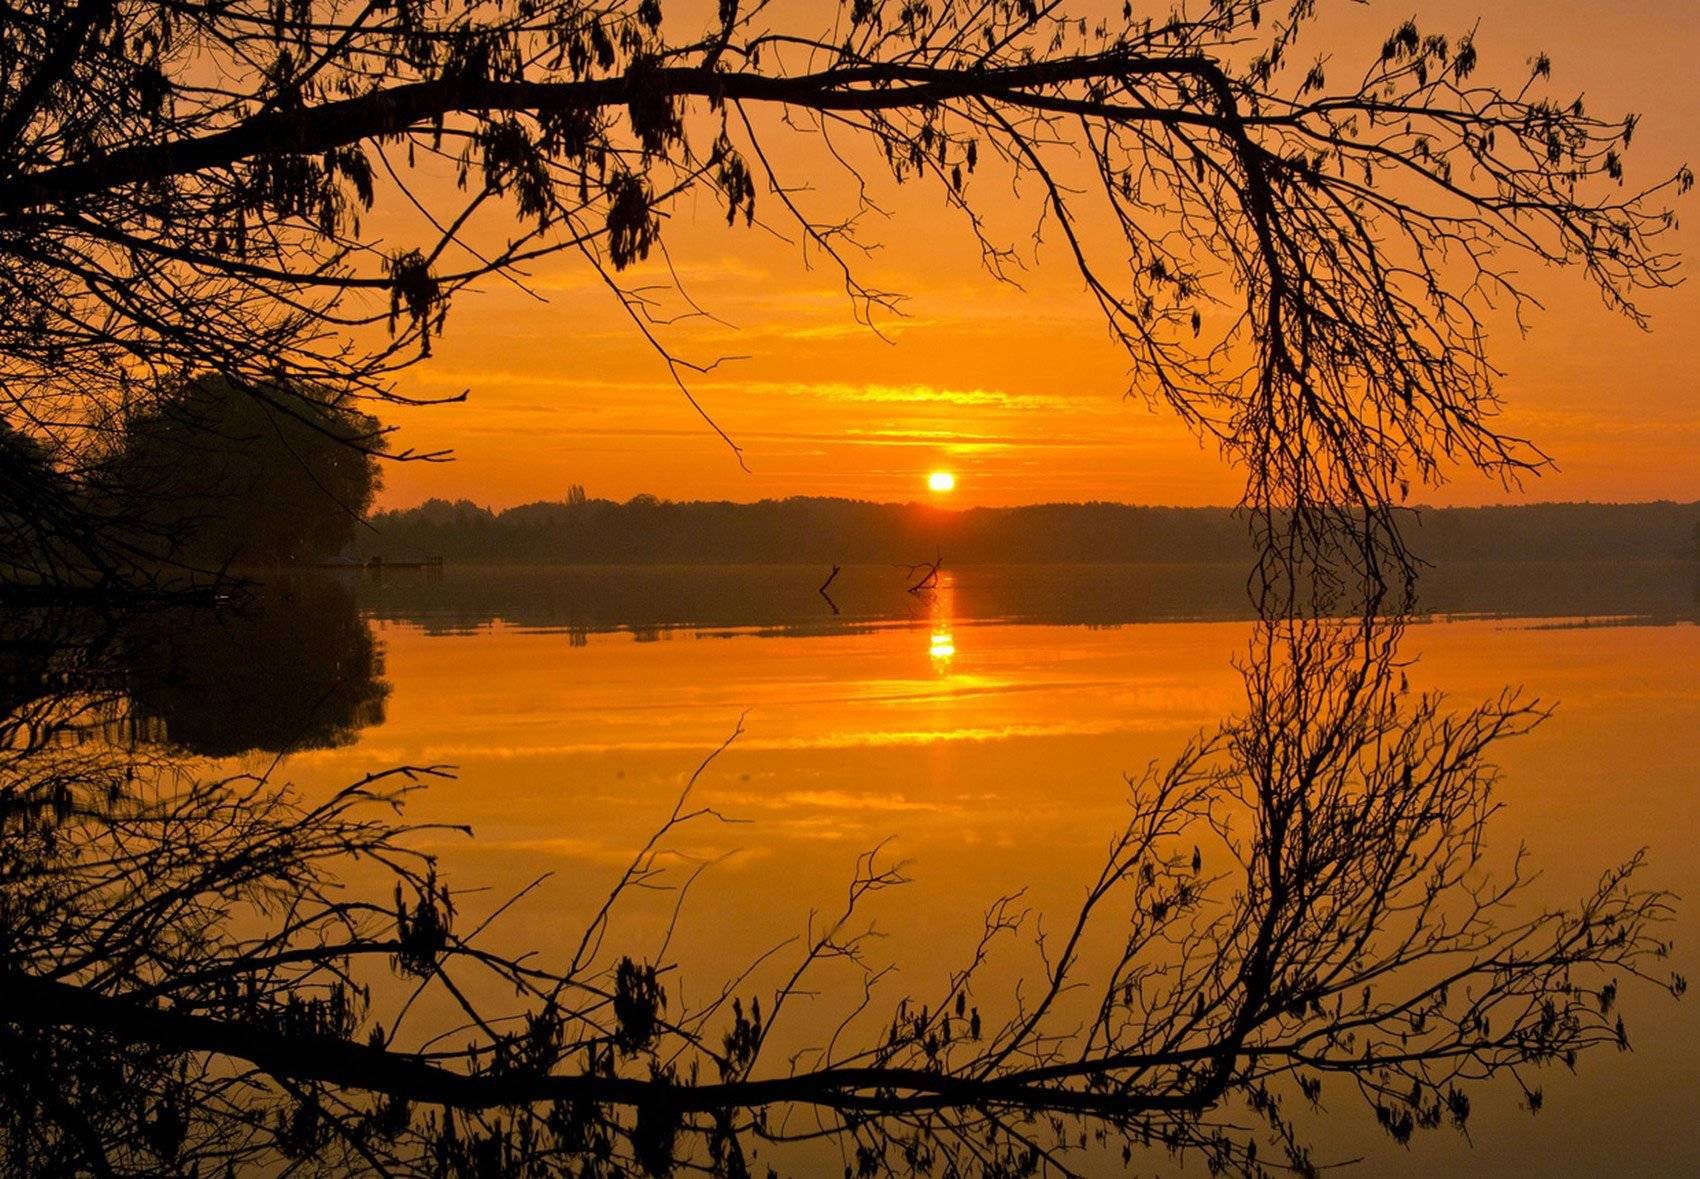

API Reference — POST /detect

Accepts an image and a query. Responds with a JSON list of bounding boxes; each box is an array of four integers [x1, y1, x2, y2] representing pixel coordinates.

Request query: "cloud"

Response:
[[726, 380, 1087, 412]]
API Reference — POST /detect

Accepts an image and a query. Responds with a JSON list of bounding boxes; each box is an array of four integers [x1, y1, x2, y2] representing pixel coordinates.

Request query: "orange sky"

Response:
[[376, 1, 1699, 511]]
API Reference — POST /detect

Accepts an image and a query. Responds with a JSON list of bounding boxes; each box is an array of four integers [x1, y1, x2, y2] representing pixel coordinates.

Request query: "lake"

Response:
[[204, 563, 1696, 1176], [6, 567, 1693, 1175]]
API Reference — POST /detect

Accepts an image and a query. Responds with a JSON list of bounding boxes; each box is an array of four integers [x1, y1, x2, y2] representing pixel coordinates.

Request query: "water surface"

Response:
[[203, 563, 1700, 1176]]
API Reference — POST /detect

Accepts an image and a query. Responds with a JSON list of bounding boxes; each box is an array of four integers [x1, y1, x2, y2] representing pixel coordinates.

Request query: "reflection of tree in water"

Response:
[[0, 612, 1680, 1176], [2, 578, 386, 760], [0, 608, 106, 747], [118, 577, 388, 757]]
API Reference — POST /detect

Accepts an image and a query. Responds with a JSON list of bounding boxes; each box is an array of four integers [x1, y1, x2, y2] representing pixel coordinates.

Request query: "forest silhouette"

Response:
[[361, 496, 1700, 567]]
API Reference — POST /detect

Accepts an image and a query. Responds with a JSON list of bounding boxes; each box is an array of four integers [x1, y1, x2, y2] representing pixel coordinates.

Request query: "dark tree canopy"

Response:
[[0, 0, 1687, 577], [98, 373, 384, 569], [0, 419, 69, 581]]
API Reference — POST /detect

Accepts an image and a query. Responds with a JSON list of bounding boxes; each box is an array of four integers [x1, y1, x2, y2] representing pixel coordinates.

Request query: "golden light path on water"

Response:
[[269, 593, 1700, 1176]]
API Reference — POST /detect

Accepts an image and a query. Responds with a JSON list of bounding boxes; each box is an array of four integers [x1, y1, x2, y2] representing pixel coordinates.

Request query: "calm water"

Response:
[[13, 567, 1686, 1175], [176, 563, 1692, 1176]]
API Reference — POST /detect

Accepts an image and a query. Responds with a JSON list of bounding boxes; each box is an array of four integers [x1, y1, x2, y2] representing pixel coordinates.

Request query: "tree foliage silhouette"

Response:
[[0, 0, 1687, 576], [98, 373, 385, 570]]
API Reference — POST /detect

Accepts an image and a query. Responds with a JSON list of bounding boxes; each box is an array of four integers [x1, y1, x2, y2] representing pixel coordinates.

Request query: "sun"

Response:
[[927, 470, 956, 493]]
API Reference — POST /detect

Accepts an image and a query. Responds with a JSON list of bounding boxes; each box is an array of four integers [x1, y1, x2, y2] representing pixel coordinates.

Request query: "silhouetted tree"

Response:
[[99, 374, 384, 569], [0, 1, 1687, 575], [0, 414, 157, 590], [0, 419, 70, 583]]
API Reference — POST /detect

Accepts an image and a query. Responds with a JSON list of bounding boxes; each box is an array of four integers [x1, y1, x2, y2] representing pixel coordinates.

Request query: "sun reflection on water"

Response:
[[929, 629, 956, 664], [925, 572, 957, 672]]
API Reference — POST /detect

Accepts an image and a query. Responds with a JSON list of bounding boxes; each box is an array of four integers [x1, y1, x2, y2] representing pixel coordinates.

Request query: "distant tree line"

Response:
[[357, 497, 1700, 567]]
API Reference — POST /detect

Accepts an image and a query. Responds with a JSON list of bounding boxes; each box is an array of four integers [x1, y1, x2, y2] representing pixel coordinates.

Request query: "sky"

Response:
[[374, 0, 1700, 511]]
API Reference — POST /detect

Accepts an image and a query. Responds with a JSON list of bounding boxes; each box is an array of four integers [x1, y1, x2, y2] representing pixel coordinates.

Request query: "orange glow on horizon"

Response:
[[373, 2, 1700, 512]]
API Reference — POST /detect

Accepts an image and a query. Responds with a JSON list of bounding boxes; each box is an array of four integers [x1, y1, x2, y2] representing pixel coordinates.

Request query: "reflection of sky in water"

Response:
[[278, 615, 1700, 1177]]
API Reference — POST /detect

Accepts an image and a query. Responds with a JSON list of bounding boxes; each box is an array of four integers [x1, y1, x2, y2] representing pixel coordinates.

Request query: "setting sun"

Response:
[[927, 471, 956, 493]]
